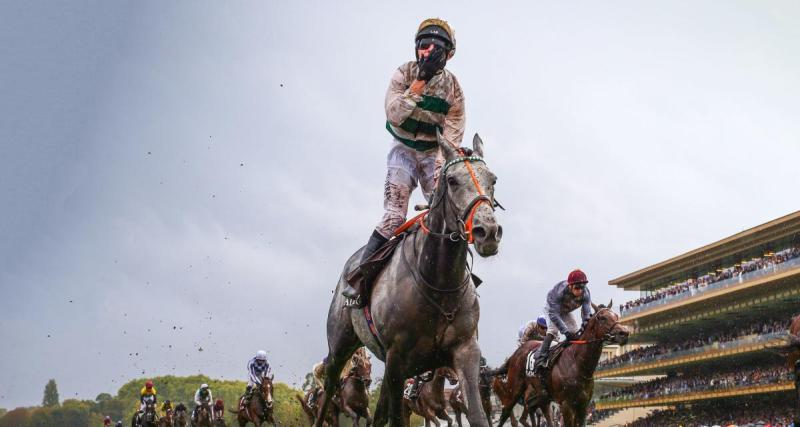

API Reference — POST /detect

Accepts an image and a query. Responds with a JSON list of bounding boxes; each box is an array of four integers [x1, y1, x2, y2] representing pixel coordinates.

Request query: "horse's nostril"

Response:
[[472, 226, 486, 240], [496, 225, 503, 240]]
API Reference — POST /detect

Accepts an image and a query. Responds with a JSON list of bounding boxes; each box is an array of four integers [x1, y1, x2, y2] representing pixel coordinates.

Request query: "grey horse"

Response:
[[315, 132, 503, 427]]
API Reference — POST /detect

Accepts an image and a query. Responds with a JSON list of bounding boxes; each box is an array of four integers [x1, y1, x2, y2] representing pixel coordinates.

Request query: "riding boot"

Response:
[[342, 230, 389, 306], [243, 385, 253, 406], [533, 333, 555, 400]]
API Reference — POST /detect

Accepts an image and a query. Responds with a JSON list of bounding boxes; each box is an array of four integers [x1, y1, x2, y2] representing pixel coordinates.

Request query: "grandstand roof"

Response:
[[610, 211, 800, 291]]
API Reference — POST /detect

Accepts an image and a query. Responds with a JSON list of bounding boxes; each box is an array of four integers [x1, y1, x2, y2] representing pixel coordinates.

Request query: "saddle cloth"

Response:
[[525, 342, 568, 377]]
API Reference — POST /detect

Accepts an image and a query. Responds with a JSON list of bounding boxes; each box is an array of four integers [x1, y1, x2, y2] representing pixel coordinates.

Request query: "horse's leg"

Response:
[[453, 341, 489, 427], [373, 386, 390, 427], [436, 409, 452, 427], [364, 407, 373, 427], [454, 409, 462, 427], [316, 350, 358, 427], [382, 351, 408, 427], [559, 403, 575, 427], [496, 405, 512, 427]]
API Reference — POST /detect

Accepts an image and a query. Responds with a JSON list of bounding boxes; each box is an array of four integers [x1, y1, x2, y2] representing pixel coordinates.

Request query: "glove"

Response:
[[417, 46, 447, 82], [564, 331, 579, 342]]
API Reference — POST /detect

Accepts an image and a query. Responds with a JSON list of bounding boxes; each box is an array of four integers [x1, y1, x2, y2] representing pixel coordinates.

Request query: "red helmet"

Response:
[[215, 399, 224, 406], [567, 269, 588, 286], [145, 380, 154, 389]]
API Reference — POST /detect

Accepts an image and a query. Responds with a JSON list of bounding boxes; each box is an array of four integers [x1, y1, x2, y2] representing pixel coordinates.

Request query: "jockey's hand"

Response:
[[417, 45, 446, 82], [564, 331, 579, 342]]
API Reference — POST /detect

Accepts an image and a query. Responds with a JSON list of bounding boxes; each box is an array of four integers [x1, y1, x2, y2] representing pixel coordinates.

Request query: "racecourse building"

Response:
[[590, 211, 800, 426]]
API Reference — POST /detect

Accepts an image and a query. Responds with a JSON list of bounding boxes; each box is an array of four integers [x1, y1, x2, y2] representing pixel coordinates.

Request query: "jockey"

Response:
[[160, 399, 173, 415], [404, 370, 434, 400], [175, 402, 187, 414], [192, 383, 213, 420], [533, 269, 592, 391], [309, 348, 369, 406], [244, 350, 273, 405], [139, 380, 157, 412], [518, 316, 548, 345], [115, 421, 123, 427], [342, 17, 465, 308], [212, 399, 225, 420], [104, 416, 112, 426]]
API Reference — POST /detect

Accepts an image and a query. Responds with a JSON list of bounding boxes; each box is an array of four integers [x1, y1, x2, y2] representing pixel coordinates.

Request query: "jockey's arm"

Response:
[[581, 287, 593, 323], [441, 77, 465, 149], [194, 390, 202, 406], [385, 66, 421, 128], [546, 291, 569, 334]]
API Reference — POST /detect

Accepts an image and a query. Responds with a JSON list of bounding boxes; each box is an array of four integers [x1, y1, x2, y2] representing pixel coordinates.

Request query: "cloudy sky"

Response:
[[1, 1, 799, 409]]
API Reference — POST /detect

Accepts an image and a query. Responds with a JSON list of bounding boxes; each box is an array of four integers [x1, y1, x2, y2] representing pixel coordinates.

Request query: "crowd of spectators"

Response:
[[620, 245, 800, 314], [599, 364, 790, 403], [598, 319, 790, 369], [626, 402, 794, 427]]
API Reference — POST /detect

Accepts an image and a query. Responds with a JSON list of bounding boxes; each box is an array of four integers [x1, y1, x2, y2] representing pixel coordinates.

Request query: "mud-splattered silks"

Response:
[[376, 61, 465, 238]]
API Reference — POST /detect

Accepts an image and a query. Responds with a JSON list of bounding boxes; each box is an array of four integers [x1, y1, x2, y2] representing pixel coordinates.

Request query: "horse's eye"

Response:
[[447, 176, 458, 186]]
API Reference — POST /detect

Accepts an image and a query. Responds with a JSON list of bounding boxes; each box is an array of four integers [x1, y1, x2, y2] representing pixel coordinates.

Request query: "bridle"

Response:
[[419, 153, 498, 243], [569, 308, 622, 345]]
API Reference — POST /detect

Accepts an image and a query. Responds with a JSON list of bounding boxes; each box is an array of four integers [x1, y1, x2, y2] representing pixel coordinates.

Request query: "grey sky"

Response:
[[1, 1, 799, 409]]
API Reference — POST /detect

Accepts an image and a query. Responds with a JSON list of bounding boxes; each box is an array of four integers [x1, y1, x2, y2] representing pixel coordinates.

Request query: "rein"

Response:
[[417, 153, 495, 243], [568, 317, 620, 345]]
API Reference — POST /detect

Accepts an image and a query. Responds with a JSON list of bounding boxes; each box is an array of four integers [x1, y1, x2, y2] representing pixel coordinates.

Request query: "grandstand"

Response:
[[591, 211, 800, 426]]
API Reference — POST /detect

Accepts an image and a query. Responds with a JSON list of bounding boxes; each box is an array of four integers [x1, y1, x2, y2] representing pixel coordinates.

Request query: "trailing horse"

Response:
[[174, 407, 189, 427], [403, 367, 458, 427], [490, 374, 532, 427], [192, 404, 211, 427], [317, 133, 502, 427], [134, 401, 159, 427], [232, 376, 277, 427], [490, 304, 629, 427], [157, 409, 174, 427], [339, 354, 374, 427]]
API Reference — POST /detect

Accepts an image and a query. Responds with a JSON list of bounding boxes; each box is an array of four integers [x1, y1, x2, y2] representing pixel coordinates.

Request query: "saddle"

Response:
[[525, 341, 569, 377], [344, 233, 406, 307]]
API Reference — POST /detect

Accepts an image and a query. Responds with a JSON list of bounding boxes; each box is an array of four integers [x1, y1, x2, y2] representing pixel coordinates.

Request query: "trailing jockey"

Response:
[[159, 399, 173, 416], [192, 383, 213, 421], [532, 269, 593, 398], [243, 350, 273, 406], [309, 347, 369, 407], [518, 316, 548, 346], [342, 17, 466, 308], [212, 399, 225, 420], [138, 380, 158, 416]]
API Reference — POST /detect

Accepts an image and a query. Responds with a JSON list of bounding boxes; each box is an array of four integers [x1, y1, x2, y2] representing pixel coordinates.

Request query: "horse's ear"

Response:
[[591, 302, 599, 313], [437, 129, 458, 161], [608, 299, 613, 310], [472, 133, 485, 158]]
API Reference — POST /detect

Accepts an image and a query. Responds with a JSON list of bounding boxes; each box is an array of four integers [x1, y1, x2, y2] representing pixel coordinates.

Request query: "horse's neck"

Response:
[[568, 337, 604, 378], [418, 207, 469, 289]]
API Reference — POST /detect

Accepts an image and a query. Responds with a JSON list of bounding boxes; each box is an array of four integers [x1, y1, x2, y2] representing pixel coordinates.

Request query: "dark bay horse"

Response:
[[491, 304, 629, 427], [192, 404, 211, 427], [318, 134, 502, 427], [174, 407, 189, 427], [450, 368, 492, 427], [533, 304, 628, 427], [339, 354, 374, 426], [233, 376, 276, 427], [157, 409, 174, 427], [403, 367, 458, 427]]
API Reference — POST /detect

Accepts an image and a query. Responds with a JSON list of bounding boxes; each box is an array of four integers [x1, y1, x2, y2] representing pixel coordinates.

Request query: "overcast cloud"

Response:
[[1, 1, 799, 409]]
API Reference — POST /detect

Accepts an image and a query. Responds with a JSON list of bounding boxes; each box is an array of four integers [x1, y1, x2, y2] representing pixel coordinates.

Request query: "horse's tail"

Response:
[[485, 358, 509, 377]]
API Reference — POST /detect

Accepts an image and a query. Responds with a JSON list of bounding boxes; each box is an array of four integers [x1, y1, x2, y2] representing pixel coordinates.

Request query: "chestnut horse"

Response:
[[233, 376, 277, 427], [339, 354, 374, 427], [490, 374, 532, 427], [403, 367, 459, 427], [491, 304, 629, 427]]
